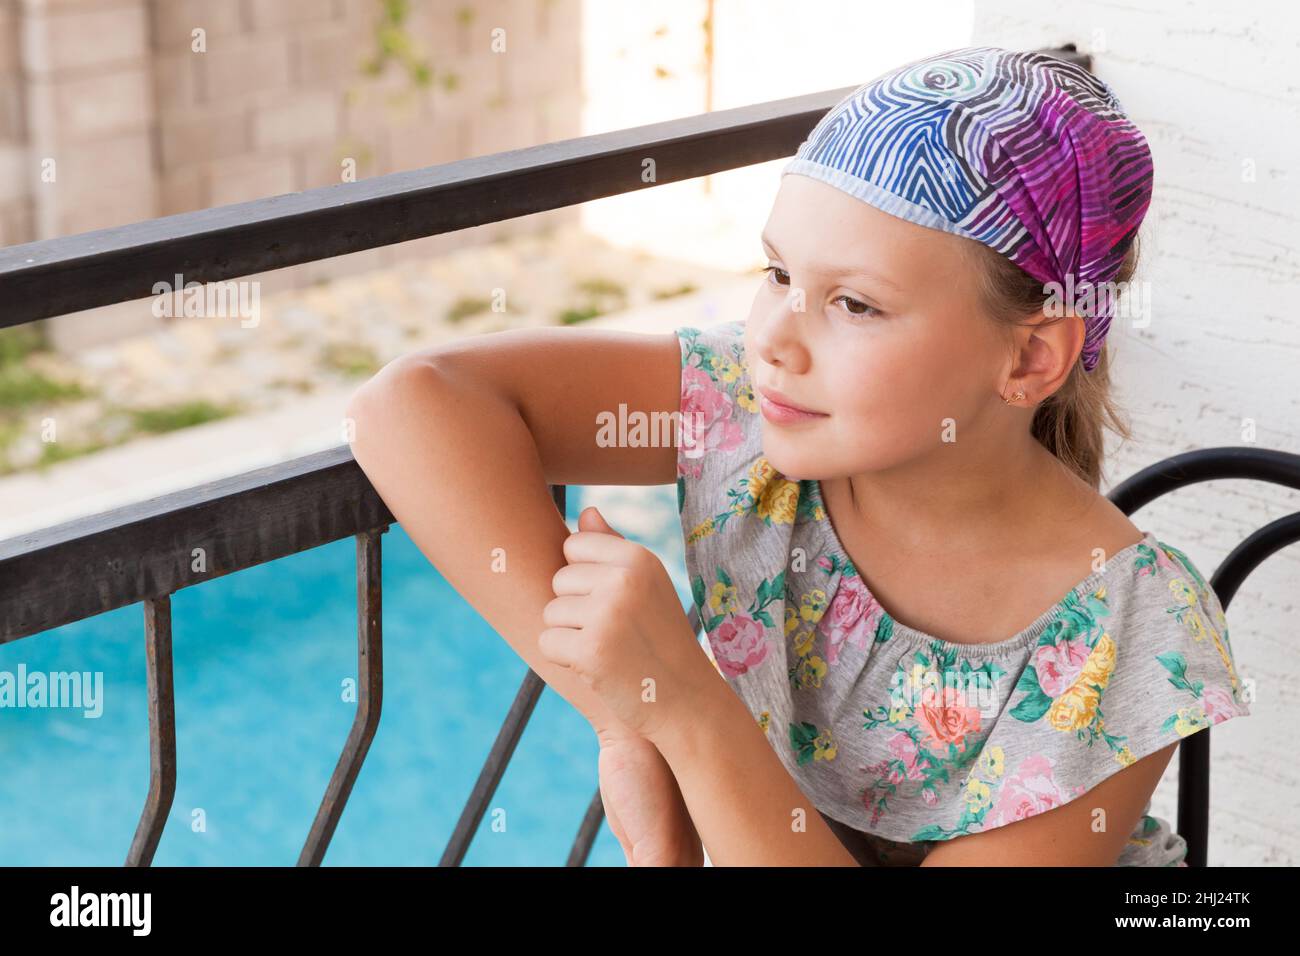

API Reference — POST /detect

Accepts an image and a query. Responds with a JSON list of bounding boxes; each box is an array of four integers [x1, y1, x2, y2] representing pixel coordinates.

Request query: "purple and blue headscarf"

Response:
[[781, 46, 1154, 371]]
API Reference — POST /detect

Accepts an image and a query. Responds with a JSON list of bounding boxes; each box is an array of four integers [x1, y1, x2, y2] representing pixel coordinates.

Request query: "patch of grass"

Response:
[[556, 276, 629, 327], [651, 282, 699, 300], [558, 306, 602, 325], [320, 342, 382, 377], [0, 417, 21, 454], [0, 325, 46, 368], [269, 377, 316, 394], [36, 437, 113, 469], [446, 296, 493, 323], [128, 400, 238, 435], [0, 367, 88, 410]]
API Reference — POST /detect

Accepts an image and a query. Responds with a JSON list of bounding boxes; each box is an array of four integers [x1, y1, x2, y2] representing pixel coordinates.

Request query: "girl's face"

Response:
[[744, 173, 1025, 481]]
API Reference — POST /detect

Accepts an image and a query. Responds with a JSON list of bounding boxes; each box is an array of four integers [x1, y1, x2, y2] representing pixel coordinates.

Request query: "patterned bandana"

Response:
[[781, 45, 1154, 371]]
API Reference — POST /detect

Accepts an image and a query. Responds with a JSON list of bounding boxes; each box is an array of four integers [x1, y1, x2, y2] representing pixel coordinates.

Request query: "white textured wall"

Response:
[[974, 0, 1299, 864]]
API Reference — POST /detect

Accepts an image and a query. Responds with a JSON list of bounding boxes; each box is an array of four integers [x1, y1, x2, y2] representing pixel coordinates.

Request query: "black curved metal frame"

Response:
[[1108, 446, 1300, 866]]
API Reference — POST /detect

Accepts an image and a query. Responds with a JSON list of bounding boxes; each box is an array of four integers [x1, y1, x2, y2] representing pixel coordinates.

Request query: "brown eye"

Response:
[[761, 266, 790, 286], [836, 295, 882, 319]]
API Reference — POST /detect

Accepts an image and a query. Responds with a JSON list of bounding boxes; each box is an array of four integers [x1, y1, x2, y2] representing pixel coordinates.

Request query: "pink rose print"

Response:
[[709, 612, 769, 678], [886, 732, 929, 783], [1200, 685, 1238, 724], [914, 696, 982, 752], [1033, 636, 1091, 697], [678, 365, 744, 479], [985, 753, 1087, 829], [1137, 540, 1179, 578], [817, 573, 885, 665]]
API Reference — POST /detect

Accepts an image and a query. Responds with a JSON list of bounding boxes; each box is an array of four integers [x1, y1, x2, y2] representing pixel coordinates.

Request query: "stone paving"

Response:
[[0, 223, 758, 540]]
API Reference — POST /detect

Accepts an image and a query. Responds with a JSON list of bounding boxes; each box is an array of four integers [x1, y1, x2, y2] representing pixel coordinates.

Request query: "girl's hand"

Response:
[[539, 506, 716, 744], [597, 727, 704, 867]]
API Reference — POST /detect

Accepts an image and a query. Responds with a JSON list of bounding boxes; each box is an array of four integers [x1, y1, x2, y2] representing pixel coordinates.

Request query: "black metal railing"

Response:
[[3, 44, 1286, 867]]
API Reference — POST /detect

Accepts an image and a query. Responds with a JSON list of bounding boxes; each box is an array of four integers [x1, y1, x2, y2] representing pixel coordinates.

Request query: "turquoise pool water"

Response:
[[0, 483, 691, 866]]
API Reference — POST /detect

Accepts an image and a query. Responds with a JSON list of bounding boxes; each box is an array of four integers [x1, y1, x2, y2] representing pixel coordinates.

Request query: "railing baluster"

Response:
[[298, 525, 387, 865], [125, 595, 177, 866], [566, 788, 606, 867], [440, 670, 546, 866]]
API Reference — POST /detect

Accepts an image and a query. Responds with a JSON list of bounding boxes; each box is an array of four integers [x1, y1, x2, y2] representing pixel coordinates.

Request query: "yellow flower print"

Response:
[[794, 654, 827, 688], [1174, 707, 1211, 737], [812, 505, 826, 521], [748, 457, 775, 487], [1185, 610, 1207, 642], [792, 629, 816, 658], [800, 589, 827, 624], [1048, 683, 1101, 732], [1079, 633, 1117, 691], [1211, 631, 1241, 691], [979, 745, 1005, 779], [963, 778, 992, 813], [889, 701, 910, 723], [758, 711, 771, 734], [784, 606, 799, 636], [1115, 745, 1136, 768], [735, 383, 757, 412], [1169, 577, 1197, 606], [715, 359, 743, 383], [709, 580, 739, 615], [748, 458, 799, 524], [812, 728, 837, 761], [686, 517, 715, 544]]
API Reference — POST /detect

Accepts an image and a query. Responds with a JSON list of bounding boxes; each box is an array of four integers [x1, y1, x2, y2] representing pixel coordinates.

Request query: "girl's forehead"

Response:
[[765, 193, 970, 283], [768, 175, 954, 250]]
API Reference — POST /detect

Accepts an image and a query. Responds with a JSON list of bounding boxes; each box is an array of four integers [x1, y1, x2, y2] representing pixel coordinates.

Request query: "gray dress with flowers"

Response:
[[674, 320, 1251, 866]]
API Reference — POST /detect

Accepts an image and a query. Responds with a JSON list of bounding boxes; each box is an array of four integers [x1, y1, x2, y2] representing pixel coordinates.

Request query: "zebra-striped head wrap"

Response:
[[781, 46, 1153, 372]]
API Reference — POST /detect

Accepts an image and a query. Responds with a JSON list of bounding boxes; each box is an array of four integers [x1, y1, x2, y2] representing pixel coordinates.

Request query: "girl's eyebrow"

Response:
[[760, 233, 901, 291]]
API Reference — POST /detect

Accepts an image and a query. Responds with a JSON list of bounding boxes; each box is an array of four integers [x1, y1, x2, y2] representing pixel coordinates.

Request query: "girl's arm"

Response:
[[344, 325, 683, 735], [649, 679, 862, 866], [919, 741, 1179, 865], [651, 673, 1178, 866]]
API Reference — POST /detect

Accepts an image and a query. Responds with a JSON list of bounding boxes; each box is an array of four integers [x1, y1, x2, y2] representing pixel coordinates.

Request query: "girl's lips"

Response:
[[758, 388, 829, 425]]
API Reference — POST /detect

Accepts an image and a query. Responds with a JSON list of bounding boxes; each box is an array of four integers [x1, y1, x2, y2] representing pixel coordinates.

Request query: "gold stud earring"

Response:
[[1003, 383, 1026, 404]]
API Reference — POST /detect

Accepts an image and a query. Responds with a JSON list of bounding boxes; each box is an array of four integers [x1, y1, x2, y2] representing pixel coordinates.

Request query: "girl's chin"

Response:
[[758, 446, 821, 482]]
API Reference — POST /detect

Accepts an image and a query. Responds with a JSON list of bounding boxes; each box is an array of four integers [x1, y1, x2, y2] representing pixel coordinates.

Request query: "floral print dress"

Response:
[[674, 320, 1252, 867]]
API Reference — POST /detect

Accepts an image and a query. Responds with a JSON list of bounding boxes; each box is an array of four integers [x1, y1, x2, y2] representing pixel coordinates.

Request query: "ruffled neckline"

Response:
[[804, 477, 1157, 658]]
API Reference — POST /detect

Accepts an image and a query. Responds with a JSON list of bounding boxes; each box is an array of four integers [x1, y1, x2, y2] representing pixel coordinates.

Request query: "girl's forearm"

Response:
[[346, 357, 627, 736], [649, 684, 861, 866]]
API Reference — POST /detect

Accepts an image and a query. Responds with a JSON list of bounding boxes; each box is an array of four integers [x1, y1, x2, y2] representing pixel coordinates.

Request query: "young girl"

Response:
[[346, 46, 1250, 866]]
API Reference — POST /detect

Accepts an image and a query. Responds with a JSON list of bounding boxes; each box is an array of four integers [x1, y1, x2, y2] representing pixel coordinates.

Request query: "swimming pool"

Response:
[[0, 483, 691, 866]]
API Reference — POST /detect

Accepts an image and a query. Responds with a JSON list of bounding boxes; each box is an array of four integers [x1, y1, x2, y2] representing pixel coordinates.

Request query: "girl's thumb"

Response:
[[579, 505, 623, 538]]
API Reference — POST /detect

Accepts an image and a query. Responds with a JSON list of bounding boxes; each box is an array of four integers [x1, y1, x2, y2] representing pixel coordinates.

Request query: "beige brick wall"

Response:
[[0, 0, 31, 247], [0, 0, 583, 351]]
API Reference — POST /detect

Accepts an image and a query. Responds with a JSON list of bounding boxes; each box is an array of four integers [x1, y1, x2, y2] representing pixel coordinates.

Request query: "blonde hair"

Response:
[[964, 236, 1140, 490]]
